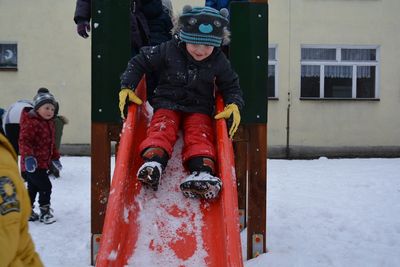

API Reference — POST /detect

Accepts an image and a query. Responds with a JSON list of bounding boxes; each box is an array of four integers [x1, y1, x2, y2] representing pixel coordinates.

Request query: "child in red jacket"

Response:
[[19, 88, 62, 224]]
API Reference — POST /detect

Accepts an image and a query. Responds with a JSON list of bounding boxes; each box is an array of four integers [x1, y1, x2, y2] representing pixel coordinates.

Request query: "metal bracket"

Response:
[[91, 234, 102, 265], [252, 233, 264, 258]]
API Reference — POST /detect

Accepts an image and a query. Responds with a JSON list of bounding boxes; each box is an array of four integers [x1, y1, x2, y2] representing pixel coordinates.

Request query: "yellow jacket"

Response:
[[0, 133, 43, 267]]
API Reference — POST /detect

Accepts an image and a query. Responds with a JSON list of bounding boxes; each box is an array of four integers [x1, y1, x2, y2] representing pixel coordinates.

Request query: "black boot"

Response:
[[180, 171, 222, 199], [137, 162, 163, 191], [138, 147, 168, 191], [39, 205, 56, 224], [29, 207, 39, 222], [180, 157, 222, 199]]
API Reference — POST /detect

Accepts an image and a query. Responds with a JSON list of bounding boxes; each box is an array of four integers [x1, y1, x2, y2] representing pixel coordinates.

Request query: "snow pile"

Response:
[[28, 157, 400, 267], [28, 157, 91, 266]]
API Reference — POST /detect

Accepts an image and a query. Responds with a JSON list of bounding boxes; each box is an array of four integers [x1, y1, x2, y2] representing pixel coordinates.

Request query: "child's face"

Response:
[[37, 103, 55, 120], [186, 44, 214, 61]]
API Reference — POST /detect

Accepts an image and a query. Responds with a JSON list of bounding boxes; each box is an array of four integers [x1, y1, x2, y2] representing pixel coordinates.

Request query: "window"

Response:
[[268, 45, 278, 98], [301, 46, 379, 99], [0, 43, 17, 70]]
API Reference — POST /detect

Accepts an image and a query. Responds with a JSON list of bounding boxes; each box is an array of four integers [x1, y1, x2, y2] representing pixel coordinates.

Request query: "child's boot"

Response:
[[180, 171, 222, 199], [29, 206, 39, 222], [180, 157, 222, 199], [137, 161, 163, 191], [137, 147, 168, 191], [39, 204, 56, 224]]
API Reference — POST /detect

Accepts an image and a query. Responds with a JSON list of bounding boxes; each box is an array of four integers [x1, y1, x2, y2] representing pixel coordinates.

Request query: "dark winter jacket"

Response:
[[73, 0, 172, 53], [73, 0, 90, 24], [142, 0, 173, 46], [206, 0, 231, 10], [19, 108, 60, 172], [205, 0, 248, 10], [120, 36, 244, 116]]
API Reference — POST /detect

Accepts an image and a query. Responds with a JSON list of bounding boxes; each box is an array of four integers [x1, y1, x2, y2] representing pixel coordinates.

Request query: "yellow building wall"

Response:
[[268, 0, 400, 151]]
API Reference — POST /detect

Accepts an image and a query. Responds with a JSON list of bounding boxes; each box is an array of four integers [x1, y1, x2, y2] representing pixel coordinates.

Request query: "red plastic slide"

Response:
[[96, 80, 243, 266]]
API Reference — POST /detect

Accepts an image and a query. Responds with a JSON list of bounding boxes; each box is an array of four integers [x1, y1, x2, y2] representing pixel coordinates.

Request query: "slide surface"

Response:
[[96, 81, 243, 267]]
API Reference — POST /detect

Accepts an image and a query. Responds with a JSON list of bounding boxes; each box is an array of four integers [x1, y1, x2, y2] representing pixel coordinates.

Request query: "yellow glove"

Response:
[[119, 88, 143, 119], [214, 103, 241, 139]]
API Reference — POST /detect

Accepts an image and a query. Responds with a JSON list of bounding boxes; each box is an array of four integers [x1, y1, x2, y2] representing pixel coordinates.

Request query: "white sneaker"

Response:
[[137, 161, 163, 191], [180, 172, 222, 199]]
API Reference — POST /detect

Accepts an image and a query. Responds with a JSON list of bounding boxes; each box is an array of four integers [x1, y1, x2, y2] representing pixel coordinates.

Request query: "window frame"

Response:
[[0, 43, 18, 71], [268, 44, 279, 99], [300, 45, 380, 100]]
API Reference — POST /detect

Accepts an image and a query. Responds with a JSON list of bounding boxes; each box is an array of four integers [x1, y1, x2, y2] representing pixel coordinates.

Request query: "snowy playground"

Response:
[[29, 157, 400, 267]]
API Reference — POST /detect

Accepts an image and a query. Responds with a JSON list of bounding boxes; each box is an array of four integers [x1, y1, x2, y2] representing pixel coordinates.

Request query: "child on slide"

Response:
[[119, 5, 244, 199]]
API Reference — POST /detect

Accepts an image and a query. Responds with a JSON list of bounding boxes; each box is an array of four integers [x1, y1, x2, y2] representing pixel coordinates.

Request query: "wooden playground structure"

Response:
[[90, 0, 268, 265]]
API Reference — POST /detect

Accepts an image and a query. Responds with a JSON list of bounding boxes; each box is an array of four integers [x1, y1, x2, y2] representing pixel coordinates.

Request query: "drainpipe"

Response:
[[286, 0, 292, 159], [286, 92, 291, 158]]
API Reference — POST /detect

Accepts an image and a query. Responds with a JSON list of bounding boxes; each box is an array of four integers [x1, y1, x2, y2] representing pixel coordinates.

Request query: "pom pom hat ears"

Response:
[[179, 6, 229, 47], [182, 5, 192, 13]]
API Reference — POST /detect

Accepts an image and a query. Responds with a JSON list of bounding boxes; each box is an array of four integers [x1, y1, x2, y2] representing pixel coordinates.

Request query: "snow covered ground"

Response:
[[28, 157, 400, 267]]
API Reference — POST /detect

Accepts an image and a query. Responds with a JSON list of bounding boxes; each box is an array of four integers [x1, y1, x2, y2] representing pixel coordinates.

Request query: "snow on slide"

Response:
[[127, 138, 210, 266]]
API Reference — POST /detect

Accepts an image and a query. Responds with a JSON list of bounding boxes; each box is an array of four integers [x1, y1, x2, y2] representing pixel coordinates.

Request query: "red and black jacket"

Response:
[[19, 107, 60, 172]]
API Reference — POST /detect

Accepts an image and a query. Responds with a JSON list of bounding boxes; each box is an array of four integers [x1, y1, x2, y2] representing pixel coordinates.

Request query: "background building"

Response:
[[267, 0, 400, 157], [1, 0, 399, 157]]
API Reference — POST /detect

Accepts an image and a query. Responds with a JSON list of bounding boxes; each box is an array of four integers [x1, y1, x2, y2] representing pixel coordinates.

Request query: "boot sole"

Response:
[[138, 178, 159, 191], [180, 180, 221, 199], [137, 173, 159, 191]]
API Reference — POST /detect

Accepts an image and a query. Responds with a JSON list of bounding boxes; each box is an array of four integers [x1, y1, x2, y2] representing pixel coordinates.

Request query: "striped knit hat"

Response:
[[179, 6, 229, 47], [33, 88, 58, 112]]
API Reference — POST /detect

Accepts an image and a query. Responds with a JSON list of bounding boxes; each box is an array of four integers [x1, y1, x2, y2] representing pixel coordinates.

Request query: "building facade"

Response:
[[267, 0, 400, 157]]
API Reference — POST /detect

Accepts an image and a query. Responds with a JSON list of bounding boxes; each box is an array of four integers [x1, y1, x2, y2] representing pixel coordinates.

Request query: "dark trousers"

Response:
[[25, 169, 52, 207], [4, 123, 20, 154]]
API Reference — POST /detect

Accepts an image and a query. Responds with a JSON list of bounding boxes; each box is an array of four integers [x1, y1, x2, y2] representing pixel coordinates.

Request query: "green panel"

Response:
[[230, 3, 268, 123], [92, 0, 131, 122]]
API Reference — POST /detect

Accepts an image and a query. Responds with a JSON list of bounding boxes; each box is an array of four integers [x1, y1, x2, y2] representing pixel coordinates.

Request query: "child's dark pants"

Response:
[[25, 169, 52, 207]]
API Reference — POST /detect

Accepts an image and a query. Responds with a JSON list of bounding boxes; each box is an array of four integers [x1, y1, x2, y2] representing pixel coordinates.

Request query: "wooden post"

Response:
[[247, 124, 267, 258], [91, 123, 110, 265], [90, 0, 130, 263], [90, 123, 121, 265], [230, 0, 268, 259], [234, 125, 249, 231]]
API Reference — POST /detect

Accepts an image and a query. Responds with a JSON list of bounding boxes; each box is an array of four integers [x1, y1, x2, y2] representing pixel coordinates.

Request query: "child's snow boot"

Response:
[[29, 208, 39, 222], [180, 156, 222, 199], [137, 161, 163, 191], [138, 147, 168, 191], [39, 205, 56, 224], [180, 172, 222, 199]]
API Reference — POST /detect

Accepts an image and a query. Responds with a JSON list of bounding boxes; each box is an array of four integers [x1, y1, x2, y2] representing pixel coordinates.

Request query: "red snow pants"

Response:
[[139, 109, 216, 164]]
